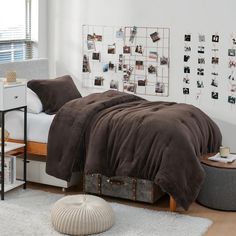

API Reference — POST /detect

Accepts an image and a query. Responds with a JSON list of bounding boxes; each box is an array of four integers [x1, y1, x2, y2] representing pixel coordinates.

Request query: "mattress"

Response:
[[5, 111, 55, 143]]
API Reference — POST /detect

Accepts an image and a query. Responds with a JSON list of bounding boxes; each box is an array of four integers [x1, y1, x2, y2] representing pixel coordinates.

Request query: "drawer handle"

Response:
[[14, 96, 19, 99]]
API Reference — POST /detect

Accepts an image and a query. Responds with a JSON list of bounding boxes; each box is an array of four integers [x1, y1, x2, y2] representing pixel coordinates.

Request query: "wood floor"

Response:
[[28, 182, 236, 236]]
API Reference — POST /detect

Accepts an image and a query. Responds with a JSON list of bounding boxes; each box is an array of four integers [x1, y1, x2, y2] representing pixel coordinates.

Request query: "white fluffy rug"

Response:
[[0, 189, 212, 236]]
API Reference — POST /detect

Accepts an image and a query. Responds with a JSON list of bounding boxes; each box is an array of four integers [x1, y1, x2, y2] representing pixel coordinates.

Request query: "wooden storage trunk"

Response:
[[84, 174, 165, 203]]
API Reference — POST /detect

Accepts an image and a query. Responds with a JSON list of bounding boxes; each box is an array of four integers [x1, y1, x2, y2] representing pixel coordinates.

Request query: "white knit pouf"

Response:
[[51, 195, 115, 235]]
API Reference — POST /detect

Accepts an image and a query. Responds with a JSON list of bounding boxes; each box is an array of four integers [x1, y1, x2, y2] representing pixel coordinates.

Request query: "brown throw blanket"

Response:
[[46, 90, 222, 210]]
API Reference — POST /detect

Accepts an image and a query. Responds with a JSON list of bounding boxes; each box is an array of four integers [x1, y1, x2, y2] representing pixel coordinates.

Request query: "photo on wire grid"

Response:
[[212, 57, 219, 65], [135, 45, 144, 54], [198, 58, 205, 64], [116, 28, 124, 39], [199, 34, 205, 42], [211, 78, 218, 87], [82, 55, 91, 73], [87, 40, 95, 50], [149, 51, 158, 60], [129, 26, 137, 43], [108, 61, 116, 71], [230, 84, 236, 93], [92, 52, 100, 61], [229, 60, 236, 68], [183, 88, 189, 95], [228, 96, 236, 104], [103, 64, 109, 72], [135, 60, 144, 70], [212, 92, 219, 100], [155, 82, 165, 93], [184, 34, 191, 42], [197, 68, 204, 76], [123, 46, 131, 54], [87, 33, 102, 42], [212, 35, 219, 43], [148, 65, 157, 74], [150, 31, 160, 43], [94, 76, 104, 86], [183, 76, 190, 84], [197, 80, 204, 88], [108, 43, 116, 54], [160, 56, 168, 65], [138, 79, 147, 86], [184, 55, 190, 62], [110, 80, 119, 90], [184, 46, 191, 52], [228, 49, 236, 57], [123, 82, 136, 93], [184, 66, 190, 74], [198, 46, 205, 54]]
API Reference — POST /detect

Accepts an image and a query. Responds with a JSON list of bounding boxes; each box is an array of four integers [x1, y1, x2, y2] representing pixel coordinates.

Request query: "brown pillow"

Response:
[[27, 75, 82, 114]]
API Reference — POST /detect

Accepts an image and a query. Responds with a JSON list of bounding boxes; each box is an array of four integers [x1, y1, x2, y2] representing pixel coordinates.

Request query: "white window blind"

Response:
[[0, 0, 35, 63]]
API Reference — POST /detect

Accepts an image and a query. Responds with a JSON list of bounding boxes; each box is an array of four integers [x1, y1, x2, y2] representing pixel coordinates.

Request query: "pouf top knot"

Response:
[[51, 194, 115, 235]]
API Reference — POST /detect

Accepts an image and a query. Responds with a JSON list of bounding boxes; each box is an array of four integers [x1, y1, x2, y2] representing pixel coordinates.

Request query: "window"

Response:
[[0, 0, 34, 63]]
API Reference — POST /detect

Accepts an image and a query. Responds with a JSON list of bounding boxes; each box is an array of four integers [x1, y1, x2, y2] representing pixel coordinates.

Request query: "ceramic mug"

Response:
[[220, 146, 230, 158]]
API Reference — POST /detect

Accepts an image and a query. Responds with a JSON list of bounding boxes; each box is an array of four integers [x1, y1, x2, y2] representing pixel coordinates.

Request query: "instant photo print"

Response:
[[92, 52, 100, 61], [108, 43, 116, 54], [110, 80, 119, 90], [183, 77, 190, 84], [108, 61, 116, 71], [184, 55, 190, 62], [94, 76, 104, 86], [103, 64, 109, 72], [116, 28, 124, 39], [82, 55, 91, 73], [148, 65, 157, 74], [212, 34, 219, 43], [198, 58, 205, 64], [138, 79, 147, 86], [212, 92, 219, 99], [183, 88, 190, 95], [129, 26, 137, 43], [150, 32, 160, 43], [87, 40, 95, 50], [184, 34, 191, 42], [228, 49, 236, 57], [123, 46, 131, 54], [160, 56, 168, 65], [198, 46, 205, 54], [212, 57, 219, 64], [184, 46, 191, 52], [230, 84, 236, 93], [135, 45, 144, 54], [136, 60, 144, 70], [199, 34, 205, 42], [228, 96, 236, 104], [197, 80, 204, 88], [184, 66, 190, 74], [211, 79, 218, 87], [149, 51, 158, 59], [229, 60, 236, 68], [123, 82, 137, 93], [197, 68, 204, 76], [155, 82, 165, 93]]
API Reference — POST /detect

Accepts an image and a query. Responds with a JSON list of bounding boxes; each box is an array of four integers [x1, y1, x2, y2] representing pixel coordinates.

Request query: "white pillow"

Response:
[[27, 88, 43, 114]]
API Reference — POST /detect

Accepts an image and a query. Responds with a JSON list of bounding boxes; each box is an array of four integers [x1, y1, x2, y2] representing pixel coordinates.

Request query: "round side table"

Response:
[[197, 153, 236, 211]]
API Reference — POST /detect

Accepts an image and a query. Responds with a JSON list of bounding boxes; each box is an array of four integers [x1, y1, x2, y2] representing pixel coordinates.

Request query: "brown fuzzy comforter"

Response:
[[46, 90, 222, 210]]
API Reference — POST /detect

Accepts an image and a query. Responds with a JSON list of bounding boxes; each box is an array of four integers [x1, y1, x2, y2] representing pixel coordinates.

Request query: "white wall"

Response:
[[47, 0, 236, 149]]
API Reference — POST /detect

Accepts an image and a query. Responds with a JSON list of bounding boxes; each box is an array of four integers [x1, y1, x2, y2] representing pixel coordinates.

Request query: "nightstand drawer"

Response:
[[3, 86, 26, 110]]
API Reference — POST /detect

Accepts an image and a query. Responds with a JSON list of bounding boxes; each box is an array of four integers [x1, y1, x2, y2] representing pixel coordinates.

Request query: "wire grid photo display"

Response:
[[82, 25, 170, 96]]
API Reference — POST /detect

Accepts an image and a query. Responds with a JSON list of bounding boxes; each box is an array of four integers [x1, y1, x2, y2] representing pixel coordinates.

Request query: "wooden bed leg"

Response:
[[169, 196, 177, 212]]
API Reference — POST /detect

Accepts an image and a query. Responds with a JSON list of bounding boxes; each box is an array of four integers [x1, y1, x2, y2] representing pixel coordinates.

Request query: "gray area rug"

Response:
[[0, 189, 212, 236]]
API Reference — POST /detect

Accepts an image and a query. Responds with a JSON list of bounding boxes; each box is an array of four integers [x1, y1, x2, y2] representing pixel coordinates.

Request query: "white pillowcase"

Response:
[[27, 88, 43, 114]]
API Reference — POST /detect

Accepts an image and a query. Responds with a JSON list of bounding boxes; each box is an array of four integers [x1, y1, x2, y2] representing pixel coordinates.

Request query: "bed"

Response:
[[46, 90, 222, 211]]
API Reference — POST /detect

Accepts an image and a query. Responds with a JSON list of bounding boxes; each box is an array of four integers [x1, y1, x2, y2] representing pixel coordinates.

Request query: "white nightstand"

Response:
[[0, 79, 27, 200]]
